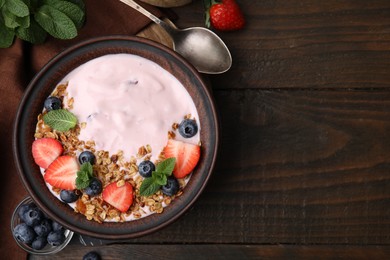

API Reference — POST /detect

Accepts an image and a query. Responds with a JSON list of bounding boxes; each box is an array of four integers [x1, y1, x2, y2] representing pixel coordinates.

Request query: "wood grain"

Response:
[[173, 0, 390, 90], [28, 244, 390, 259], [55, 90, 390, 246], [26, 0, 390, 257], [119, 90, 389, 245], [140, 0, 191, 7], [136, 18, 174, 49]]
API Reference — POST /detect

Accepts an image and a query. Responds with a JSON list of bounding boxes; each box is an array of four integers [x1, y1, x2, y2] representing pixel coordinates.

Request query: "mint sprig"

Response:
[[43, 109, 77, 132], [0, 0, 85, 48], [76, 162, 93, 189], [139, 158, 176, 197]]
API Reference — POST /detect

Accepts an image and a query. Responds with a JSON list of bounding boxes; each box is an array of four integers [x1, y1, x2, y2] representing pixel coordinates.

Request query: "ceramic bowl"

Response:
[[11, 197, 74, 254], [13, 36, 219, 239]]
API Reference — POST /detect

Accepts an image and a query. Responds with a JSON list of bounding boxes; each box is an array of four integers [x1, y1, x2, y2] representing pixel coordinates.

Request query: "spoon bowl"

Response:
[[119, 0, 232, 74]]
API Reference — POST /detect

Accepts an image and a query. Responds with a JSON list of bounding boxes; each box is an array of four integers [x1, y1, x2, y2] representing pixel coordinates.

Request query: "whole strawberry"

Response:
[[205, 0, 245, 31]]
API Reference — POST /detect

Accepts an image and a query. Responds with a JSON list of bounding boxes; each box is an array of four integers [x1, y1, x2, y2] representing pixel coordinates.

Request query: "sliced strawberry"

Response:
[[163, 139, 201, 179], [32, 138, 64, 169], [44, 156, 79, 190], [102, 182, 133, 213]]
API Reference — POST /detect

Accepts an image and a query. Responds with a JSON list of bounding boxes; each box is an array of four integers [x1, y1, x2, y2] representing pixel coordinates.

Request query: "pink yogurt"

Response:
[[43, 53, 201, 222], [62, 53, 200, 160]]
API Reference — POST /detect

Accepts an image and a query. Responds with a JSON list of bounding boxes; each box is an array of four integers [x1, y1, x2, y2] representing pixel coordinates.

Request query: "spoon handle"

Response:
[[119, 0, 175, 34]]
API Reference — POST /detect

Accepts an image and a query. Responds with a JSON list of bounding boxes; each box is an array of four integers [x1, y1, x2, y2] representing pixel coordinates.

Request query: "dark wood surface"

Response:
[[30, 0, 390, 258]]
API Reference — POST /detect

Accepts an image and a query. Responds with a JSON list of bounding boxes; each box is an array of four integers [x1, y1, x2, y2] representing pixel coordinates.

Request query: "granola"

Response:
[[33, 54, 201, 223], [35, 83, 193, 223]]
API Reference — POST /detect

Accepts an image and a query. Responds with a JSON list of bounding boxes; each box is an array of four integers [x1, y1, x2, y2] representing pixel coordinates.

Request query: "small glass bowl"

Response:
[[11, 196, 74, 255]]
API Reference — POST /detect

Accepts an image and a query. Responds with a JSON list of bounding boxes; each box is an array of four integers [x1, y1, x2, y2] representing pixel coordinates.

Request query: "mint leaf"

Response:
[[139, 158, 177, 196], [23, 0, 35, 10], [2, 8, 19, 29], [80, 162, 93, 178], [2, 8, 30, 29], [43, 109, 77, 132], [76, 162, 93, 189], [156, 157, 176, 175], [140, 177, 161, 197], [35, 4, 77, 39], [66, 0, 85, 11], [5, 0, 29, 17], [43, 0, 85, 29], [16, 19, 47, 44], [0, 0, 85, 48], [152, 171, 167, 186], [0, 15, 15, 48]]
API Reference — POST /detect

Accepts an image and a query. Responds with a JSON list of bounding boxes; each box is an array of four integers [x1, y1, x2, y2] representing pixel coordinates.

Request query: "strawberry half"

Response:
[[32, 138, 64, 169], [163, 139, 201, 179], [102, 182, 133, 213], [207, 0, 245, 31], [44, 155, 79, 190]]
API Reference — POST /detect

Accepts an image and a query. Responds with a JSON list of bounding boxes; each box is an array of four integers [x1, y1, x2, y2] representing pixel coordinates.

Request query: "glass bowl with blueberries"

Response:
[[11, 196, 74, 255]]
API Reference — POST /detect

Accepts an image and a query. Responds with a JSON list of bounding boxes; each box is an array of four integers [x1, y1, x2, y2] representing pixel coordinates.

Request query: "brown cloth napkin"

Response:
[[0, 0, 164, 258]]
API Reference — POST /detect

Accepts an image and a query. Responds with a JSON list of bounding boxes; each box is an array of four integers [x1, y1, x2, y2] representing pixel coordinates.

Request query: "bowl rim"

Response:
[[13, 35, 219, 239]]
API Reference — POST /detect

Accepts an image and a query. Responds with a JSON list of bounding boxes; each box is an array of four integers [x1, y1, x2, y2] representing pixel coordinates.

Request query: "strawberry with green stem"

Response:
[[204, 0, 245, 31]]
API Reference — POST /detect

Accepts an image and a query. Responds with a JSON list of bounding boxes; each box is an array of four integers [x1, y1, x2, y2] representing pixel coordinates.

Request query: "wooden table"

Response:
[[29, 0, 390, 259]]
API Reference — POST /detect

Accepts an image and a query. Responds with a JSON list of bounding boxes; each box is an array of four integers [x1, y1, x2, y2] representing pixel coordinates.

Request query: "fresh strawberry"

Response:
[[102, 182, 133, 213], [44, 156, 79, 190], [163, 139, 201, 179], [32, 138, 64, 169], [206, 0, 245, 31]]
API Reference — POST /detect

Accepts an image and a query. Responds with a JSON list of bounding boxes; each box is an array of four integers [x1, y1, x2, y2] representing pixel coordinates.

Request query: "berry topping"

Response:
[[44, 96, 62, 111], [18, 202, 36, 222], [178, 119, 198, 138], [163, 139, 201, 179], [13, 223, 36, 244], [102, 182, 133, 213], [47, 230, 65, 246], [138, 160, 155, 178], [33, 218, 52, 237], [83, 251, 102, 260], [78, 151, 96, 165], [44, 155, 79, 190], [23, 207, 44, 227], [13, 200, 68, 250], [60, 189, 80, 203], [84, 178, 103, 196], [207, 0, 245, 31], [32, 138, 64, 169], [31, 236, 48, 250], [52, 221, 63, 232], [161, 176, 180, 196]]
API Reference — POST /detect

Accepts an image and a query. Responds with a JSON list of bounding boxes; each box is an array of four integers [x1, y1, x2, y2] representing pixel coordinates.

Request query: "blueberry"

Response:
[[23, 207, 44, 227], [44, 96, 62, 111], [84, 178, 102, 196], [79, 151, 96, 165], [33, 218, 52, 237], [138, 160, 155, 178], [47, 230, 65, 246], [60, 190, 79, 203], [161, 176, 180, 196], [52, 221, 63, 232], [18, 202, 36, 222], [31, 236, 48, 250], [178, 119, 198, 138], [83, 251, 101, 260], [13, 223, 36, 244]]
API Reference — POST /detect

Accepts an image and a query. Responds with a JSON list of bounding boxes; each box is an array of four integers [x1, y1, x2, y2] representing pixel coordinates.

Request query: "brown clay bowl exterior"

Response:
[[13, 36, 219, 239]]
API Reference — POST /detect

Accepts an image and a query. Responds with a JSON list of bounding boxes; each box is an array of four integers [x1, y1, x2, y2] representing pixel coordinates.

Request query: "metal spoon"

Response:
[[119, 0, 232, 74]]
